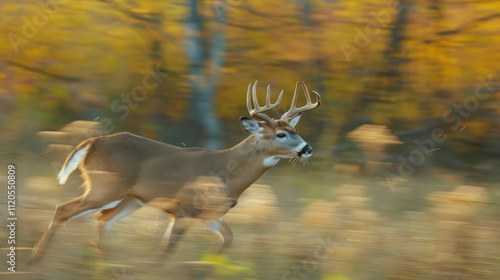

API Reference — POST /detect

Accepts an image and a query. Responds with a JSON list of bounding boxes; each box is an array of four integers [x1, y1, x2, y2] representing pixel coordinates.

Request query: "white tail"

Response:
[[57, 145, 89, 184], [28, 81, 321, 264]]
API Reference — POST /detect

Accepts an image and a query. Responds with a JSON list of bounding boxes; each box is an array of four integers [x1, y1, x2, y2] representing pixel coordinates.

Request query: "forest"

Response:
[[0, 0, 500, 279]]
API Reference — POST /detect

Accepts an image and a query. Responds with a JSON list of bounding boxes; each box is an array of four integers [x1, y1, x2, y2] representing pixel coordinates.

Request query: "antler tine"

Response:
[[281, 81, 321, 120], [246, 81, 283, 126], [266, 84, 271, 106], [247, 82, 253, 115], [270, 85, 284, 109], [290, 81, 299, 112], [252, 81, 259, 111], [302, 82, 312, 104]]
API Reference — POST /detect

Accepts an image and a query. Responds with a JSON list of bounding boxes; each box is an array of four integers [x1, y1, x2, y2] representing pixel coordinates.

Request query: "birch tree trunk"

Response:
[[185, 0, 226, 149]]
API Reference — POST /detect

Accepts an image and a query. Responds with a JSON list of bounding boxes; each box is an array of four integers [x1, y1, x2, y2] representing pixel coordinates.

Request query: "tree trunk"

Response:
[[185, 0, 226, 149], [337, 0, 412, 142]]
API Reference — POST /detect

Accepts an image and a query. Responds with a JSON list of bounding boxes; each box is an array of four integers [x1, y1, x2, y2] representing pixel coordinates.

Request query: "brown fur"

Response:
[[29, 82, 320, 264]]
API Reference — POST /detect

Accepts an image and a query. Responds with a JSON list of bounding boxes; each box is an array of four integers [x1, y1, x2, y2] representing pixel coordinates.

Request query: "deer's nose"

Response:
[[299, 144, 313, 157]]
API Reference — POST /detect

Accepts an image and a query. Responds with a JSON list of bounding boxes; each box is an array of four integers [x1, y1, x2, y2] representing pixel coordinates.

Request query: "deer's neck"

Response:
[[221, 135, 275, 198]]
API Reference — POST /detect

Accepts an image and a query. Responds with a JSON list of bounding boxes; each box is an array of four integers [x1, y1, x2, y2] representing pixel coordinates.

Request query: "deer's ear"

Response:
[[288, 113, 302, 128], [240, 117, 264, 136]]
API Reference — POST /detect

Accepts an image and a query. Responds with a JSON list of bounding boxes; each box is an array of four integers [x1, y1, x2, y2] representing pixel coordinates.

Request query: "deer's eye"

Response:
[[277, 133, 286, 138]]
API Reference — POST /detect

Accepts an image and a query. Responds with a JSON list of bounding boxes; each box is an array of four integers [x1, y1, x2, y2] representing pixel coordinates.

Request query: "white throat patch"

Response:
[[263, 156, 280, 167]]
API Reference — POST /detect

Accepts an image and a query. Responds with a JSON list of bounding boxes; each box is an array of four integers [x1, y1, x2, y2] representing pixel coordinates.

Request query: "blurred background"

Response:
[[1, 0, 500, 279]]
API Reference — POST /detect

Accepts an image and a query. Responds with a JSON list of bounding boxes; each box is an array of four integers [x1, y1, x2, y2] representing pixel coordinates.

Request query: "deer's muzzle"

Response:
[[298, 144, 313, 158]]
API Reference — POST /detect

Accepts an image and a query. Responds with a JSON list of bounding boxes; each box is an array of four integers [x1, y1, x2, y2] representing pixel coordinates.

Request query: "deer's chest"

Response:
[[174, 176, 237, 219]]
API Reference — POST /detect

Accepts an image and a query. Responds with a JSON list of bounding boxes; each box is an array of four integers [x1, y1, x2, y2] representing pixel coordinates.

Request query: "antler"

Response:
[[247, 81, 284, 126], [281, 81, 321, 120]]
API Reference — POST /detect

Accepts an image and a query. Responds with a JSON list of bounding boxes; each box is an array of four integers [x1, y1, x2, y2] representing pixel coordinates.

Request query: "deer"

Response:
[[27, 81, 321, 264]]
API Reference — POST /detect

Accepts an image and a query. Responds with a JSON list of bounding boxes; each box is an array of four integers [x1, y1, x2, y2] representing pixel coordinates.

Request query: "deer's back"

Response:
[[81, 132, 224, 202]]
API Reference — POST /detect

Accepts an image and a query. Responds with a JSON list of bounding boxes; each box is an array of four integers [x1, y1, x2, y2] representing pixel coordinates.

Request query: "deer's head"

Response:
[[240, 81, 321, 166]]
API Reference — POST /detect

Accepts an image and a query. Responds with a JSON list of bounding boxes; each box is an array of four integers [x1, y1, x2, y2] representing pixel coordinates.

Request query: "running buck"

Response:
[[28, 81, 321, 264]]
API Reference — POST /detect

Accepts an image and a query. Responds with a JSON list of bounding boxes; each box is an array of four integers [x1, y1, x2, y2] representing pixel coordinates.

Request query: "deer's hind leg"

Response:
[[28, 186, 127, 264], [94, 197, 144, 251]]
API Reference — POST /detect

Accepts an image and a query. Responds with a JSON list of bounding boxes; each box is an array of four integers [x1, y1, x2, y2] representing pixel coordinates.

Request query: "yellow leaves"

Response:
[[164, 18, 183, 38], [222, 67, 237, 74], [335, 0, 365, 19], [14, 83, 36, 95], [23, 46, 46, 59], [1, 3, 22, 13], [164, 1, 187, 22], [1, 0, 499, 145], [271, 38, 314, 63]]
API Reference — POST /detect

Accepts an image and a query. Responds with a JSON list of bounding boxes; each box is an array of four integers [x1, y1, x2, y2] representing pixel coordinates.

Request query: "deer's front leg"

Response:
[[206, 218, 233, 254], [156, 215, 192, 261]]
